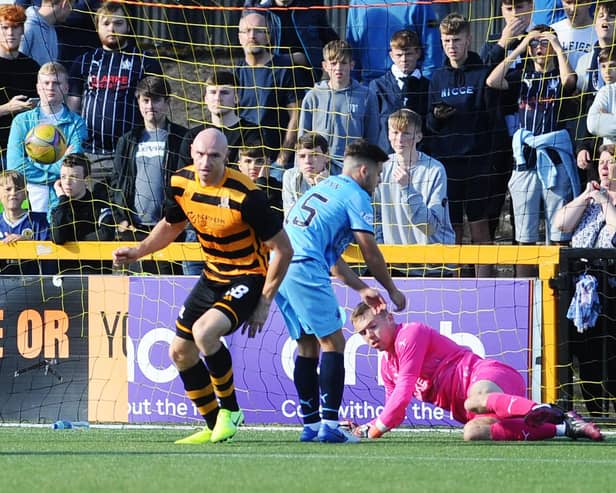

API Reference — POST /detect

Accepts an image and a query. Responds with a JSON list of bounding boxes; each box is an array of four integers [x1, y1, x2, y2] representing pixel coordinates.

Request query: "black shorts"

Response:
[[175, 273, 265, 341], [443, 158, 492, 225]]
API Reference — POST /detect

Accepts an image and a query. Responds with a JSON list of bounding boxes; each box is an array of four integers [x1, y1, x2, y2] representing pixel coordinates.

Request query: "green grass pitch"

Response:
[[0, 426, 613, 493]]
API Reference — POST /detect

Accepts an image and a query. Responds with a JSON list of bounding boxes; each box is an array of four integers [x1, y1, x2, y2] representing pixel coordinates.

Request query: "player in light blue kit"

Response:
[[277, 139, 406, 443]]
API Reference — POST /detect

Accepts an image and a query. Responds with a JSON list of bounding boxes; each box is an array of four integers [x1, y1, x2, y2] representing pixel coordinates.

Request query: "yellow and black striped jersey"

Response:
[[166, 166, 282, 283]]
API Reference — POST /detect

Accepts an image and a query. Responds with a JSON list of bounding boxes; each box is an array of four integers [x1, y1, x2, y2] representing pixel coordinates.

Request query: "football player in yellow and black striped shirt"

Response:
[[113, 128, 293, 443]]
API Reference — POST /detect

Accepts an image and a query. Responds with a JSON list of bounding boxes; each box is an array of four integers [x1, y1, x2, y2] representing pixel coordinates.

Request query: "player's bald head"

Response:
[[193, 127, 228, 153]]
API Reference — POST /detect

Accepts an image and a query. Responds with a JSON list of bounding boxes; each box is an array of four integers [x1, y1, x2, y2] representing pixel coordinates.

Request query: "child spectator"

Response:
[[178, 70, 264, 170], [67, 1, 162, 189], [0, 4, 39, 165], [0, 169, 50, 274], [481, 0, 534, 71], [369, 29, 430, 155], [19, 0, 72, 66], [587, 48, 616, 145], [375, 109, 454, 246], [110, 75, 186, 275], [374, 109, 454, 276], [427, 13, 507, 276], [6, 61, 87, 215], [282, 132, 329, 216], [487, 25, 580, 276], [299, 40, 379, 174], [50, 153, 114, 273], [237, 143, 283, 215]]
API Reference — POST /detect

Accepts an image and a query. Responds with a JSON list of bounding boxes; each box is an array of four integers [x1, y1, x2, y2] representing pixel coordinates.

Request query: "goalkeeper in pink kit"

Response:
[[350, 302, 603, 441]]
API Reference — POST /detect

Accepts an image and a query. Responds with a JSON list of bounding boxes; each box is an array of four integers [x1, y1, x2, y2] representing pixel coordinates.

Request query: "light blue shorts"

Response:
[[275, 259, 343, 340], [508, 168, 574, 243]]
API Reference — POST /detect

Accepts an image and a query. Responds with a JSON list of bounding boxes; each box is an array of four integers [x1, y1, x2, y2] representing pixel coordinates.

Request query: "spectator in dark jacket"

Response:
[[427, 13, 508, 276], [480, 0, 534, 242], [50, 153, 115, 273], [110, 75, 186, 274], [369, 29, 430, 154], [177, 70, 265, 170]]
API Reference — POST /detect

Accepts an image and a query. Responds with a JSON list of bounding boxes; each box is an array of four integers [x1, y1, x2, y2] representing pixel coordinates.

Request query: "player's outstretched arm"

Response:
[[331, 258, 387, 313], [354, 231, 406, 312], [112, 218, 187, 266], [242, 229, 293, 338]]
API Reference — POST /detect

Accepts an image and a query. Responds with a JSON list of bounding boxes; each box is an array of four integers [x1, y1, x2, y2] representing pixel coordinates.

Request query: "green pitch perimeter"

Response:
[[0, 426, 613, 493]]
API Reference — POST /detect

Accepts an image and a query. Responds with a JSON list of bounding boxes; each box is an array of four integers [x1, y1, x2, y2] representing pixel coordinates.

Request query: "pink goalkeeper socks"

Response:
[[485, 393, 537, 419], [491, 419, 557, 441]]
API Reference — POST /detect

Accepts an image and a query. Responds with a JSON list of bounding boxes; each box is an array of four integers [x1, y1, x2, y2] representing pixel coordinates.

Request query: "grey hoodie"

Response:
[[299, 79, 379, 173]]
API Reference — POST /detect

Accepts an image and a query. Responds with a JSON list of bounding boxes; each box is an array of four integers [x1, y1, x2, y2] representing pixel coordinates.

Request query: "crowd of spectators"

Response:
[[0, 0, 614, 281]]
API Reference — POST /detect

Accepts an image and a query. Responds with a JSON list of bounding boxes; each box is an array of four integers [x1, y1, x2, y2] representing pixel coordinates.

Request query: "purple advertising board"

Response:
[[127, 277, 531, 427]]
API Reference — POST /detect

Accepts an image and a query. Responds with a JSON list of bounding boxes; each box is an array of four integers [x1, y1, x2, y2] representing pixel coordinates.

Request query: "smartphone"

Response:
[[27, 98, 40, 106], [432, 100, 452, 109]]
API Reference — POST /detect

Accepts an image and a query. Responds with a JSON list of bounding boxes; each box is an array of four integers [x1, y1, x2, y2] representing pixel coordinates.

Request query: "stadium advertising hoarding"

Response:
[[125, 277, 531, 427], [0, 277, 90, 422], [1, 276, 531, 426]]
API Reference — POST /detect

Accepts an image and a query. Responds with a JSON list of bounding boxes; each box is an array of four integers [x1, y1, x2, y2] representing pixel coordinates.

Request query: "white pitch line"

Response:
[[1, 423, 614, 437], [129, 452, 616, 465]]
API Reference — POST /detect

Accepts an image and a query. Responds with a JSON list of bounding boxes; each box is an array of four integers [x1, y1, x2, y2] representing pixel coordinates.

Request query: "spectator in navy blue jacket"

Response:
[[369, 29, 430, 155], [235, 11, 303, 169], [427, 13, 508, 276]]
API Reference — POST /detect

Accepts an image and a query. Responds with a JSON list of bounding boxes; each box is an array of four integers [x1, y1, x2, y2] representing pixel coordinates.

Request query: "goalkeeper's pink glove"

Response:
[[353, 420, 387, 439]]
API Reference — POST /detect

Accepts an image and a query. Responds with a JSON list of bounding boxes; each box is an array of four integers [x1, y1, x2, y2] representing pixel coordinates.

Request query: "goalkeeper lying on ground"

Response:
[[349, 302, 603, 441]]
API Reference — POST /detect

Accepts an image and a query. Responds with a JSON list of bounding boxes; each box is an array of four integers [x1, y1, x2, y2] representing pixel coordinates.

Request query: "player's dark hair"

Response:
[[344, 139, 388, 164]]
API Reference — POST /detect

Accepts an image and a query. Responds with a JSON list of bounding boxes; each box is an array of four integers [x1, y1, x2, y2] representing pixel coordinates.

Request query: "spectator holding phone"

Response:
[[426, 14, 507, 276], [0, 4, 39, 167]]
